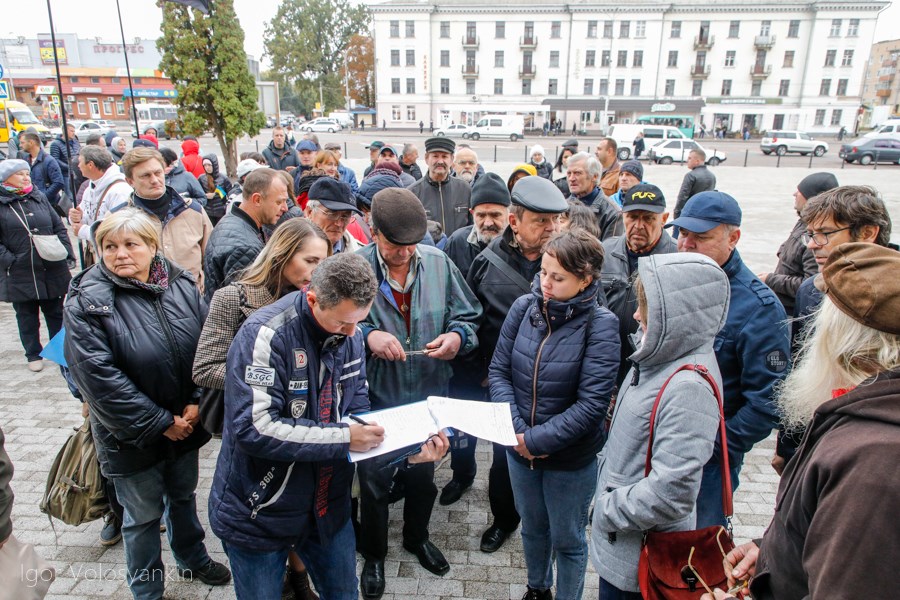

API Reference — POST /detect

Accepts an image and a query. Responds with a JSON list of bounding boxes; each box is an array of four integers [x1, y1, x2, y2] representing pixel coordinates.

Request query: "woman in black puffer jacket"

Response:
[[198, 154, 232, 226], [63, 207, 230, 599], [490, 228, 620, 600], [0, 159, 74, 372]]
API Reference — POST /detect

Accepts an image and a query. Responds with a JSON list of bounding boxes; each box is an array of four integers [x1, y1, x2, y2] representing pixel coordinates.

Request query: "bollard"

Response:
[[841, 157, 845, 169], [255, 140, 259, 152], [874, 151, 878, 170], [808, 152, 813, 169], [776, 153, 781, 168], [743, 148, 748, 167], [494, 145, 497, 163], [524, 146, 529, 162], [344, 141, 348, 159]]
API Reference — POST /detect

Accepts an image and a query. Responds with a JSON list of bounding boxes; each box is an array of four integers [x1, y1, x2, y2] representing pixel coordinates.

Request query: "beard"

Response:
[[476, 225, 502, 244], [457, 171, 475, 183]]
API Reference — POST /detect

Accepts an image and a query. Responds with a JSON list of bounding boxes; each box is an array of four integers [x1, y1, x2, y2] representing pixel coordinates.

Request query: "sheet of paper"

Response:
[[426, 396, 519, 446], [343, 401, 440, 462]]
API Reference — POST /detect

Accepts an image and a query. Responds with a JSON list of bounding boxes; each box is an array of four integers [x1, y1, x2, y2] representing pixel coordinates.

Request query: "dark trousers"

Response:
[[449, 432, 477, 483], [12, 297, 64, 361], [358, 451, 437, 560], [489, 442, 520, 532], [103, 474, 125, 522]]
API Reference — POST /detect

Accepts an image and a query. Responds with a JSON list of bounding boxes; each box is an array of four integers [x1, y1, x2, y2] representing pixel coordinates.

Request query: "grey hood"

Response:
[[629, 252, 730, 368]]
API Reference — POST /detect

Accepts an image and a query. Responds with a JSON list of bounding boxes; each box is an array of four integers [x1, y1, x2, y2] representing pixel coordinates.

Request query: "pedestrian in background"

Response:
[[632, 132, 645, 160]]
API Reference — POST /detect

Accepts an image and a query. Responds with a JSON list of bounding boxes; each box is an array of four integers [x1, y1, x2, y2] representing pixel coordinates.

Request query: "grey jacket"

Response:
[[674, 165, 717, 219], [766, 218, 818, 313], [590, 252, 730, 592]]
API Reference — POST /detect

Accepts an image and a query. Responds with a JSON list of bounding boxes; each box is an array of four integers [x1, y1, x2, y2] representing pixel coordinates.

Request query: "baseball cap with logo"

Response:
[[622, 184, 666, 214], [666, 191, 742, 233]]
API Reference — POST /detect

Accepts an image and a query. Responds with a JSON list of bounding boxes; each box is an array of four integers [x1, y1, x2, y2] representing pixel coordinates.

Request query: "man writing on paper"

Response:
[[209, 253, 448, 600], [356, 188, 482, 599]]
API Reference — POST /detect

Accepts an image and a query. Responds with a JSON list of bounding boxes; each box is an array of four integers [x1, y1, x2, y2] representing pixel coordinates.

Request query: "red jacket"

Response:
[[181, 139, 205, 179]]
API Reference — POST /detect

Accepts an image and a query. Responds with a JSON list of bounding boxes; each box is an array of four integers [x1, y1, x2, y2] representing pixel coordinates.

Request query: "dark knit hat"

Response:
[[425, 136, 455, 154], [371, 188, 428, 245], [620, 160, 643, 181], [797, 172, 839, 201], [470, 172, 511, 208]]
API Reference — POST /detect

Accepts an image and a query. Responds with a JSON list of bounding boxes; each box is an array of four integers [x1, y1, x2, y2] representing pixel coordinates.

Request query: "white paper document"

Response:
[[343, 396, 518, 462]]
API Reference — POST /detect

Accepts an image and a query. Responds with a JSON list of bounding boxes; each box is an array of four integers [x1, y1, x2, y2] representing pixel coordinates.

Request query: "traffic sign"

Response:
[[0, 82, 9, 100]]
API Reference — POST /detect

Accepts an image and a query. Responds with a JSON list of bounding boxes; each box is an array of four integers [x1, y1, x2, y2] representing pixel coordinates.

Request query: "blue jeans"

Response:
[[111, 449, 210, 600], [508, 455, 598, 600], [224, 518, 358, 600], [599, 577, 642, 600], [695, 461, 741, 529]]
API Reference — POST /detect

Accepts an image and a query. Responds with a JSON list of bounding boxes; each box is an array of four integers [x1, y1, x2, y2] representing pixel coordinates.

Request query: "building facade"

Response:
[[370, 0, 888, 135], [861, 38, 900, 125]]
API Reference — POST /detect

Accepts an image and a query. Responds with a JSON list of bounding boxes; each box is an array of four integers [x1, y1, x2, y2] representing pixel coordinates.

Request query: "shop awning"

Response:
[[541, 98, 705, 113]]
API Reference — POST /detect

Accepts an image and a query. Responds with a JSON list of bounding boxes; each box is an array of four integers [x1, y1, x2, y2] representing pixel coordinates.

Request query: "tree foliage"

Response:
[[158, 0, 265, 177], [264, 0, 370, 114], [343, 35, 375, 108]]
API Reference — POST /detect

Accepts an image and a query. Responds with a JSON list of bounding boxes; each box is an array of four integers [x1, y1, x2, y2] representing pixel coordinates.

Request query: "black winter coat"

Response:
[[63, 260, 210, 477], [202, 207, 266, 302], [0, 187, 73, 303], [197, 154, 233, 221]]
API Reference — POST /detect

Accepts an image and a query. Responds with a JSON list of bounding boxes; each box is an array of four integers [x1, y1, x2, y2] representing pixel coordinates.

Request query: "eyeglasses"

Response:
[[802, 226, 851, 246], [456, 160, 477, 166], [315, 206, 352, 224]]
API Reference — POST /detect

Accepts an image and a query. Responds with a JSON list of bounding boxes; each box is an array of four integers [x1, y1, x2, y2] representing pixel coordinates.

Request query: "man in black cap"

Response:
[[565, 152, 624, 240], [363, 140, 384, 177], [600, 183, 678, 386], [356, 188, 482, 599], [466, 176, 568, 553], [757, 172, 837, 313], [407, 136, 472, 236], [304, 177, 364, 253]]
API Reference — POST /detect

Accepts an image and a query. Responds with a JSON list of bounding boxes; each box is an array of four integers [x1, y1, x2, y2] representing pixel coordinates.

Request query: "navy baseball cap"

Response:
[[296, 140, 318, 152], [666, 191, 742, 233]]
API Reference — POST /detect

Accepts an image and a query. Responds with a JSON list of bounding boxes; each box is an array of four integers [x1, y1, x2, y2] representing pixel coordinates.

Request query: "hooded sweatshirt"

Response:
[[591, 252, 731, 592], [181, 139, 205, 179]]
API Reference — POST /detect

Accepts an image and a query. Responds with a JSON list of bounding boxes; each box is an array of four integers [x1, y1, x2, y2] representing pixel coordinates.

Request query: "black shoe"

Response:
[[480, 524, 512, 553], [177, 559, 232, 586], [402, 540, 450, 576], [288, 567, 319, 600], [99, 513, 122, 547], [522, 587, 553, 600], [439, 479, 473, 506], [360, 560, 385, 600]]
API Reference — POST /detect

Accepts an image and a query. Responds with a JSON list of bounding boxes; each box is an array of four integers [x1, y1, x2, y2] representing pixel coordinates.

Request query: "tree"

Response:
[[343, 35, 374, 108], [264, 0, 370, 114], [158, 0, 265, 177]]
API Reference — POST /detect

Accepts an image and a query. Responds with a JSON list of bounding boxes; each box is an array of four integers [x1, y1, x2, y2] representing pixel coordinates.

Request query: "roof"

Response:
[[370, 0, 888, 11]]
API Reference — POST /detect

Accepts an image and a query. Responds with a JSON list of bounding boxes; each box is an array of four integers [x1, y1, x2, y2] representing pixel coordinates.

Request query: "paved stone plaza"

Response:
[[1, 166, 897, 599]]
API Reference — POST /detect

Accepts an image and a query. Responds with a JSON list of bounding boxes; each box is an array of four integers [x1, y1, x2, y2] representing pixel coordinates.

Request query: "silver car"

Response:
[[760, 130, 829, 157]]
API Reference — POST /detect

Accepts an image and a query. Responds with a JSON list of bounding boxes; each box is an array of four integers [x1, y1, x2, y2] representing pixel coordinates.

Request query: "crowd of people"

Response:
[[0, 124, 897, 600]]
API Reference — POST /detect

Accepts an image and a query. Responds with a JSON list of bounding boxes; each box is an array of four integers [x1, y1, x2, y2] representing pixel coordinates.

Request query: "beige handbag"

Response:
[[10, 206, 69, 263], [0, 534, 56, 599]]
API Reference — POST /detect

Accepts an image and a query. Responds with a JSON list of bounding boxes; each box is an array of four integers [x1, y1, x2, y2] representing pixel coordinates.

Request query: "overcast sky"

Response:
[[8, 0, 899, 71]]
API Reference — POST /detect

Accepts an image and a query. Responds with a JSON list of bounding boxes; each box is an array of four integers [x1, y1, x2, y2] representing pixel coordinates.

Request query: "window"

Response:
[[725, 51, 735, 67], [440, 22, 449, 38], [548, 79, 558, 94], [405, 20, 415, 37], [842, 50, 853, 66], [760, 20, 771, 36], [630, 79, 641, 95], [111, 77, 121, 84], [784, 51, 795, 68], [133, 78, 142, 84], [406, 78, 415, 94], [664, 79, 675, 95], [620, 20, 630, 38], [390, 20, 399, 37], [778, 79, 790, 96], [667, 50, 678, 68], [671, 21, 681, 38], [831, 109, 843, 125], [814, 109, 826, 125], [819, 78, 831, 96], [751, 81, 762, 96], [524, 22, 534, 43], [636, 21, 646, 38], [391, 105, 401, 120], [391, 78, 400, 93], [721, 79, 732, 95], [617, 50, 627, 67], [587, 21, 598, 38], [692, 79, 703, 95], [729, 20, 740, 38], [406, 50, 415, 66], [440, 50, 449, 67], [70, 76, 80, 83], [830, 19, 841, 37], [116, 101, 124, 115], [494, 78, 504, 95], [522, 80, 532, 95], [496, 21, 505, 38], [77, 101, 86, 114], [584, 79, 593, 95], [440, 78, 449, 94], [551, 21, 561, 38], [848, 18, 859, 36], [550, 51, 560, 68], [586, 51, 595, 67], [466, 79, 475, 95], [788, 20, 800, 38], [90, 77, 100, 84], [391, 50, 399, 66], [602, 50, 611, 67], [837, 78, 848, 95], [466, 22, 476, 41], [495, 51, 504, 68], [615, 78, 625, 95], [599, 79, 609, 95], [603, 20, 614, 39], [633, 51, 643, 67], [407, 105, 415, 120], [102, 99, 112, 114], [825, 50, 836, 67]]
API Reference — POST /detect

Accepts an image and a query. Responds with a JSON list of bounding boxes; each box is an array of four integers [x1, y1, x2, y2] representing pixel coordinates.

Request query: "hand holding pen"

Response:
[[347, 414, 385, 452]]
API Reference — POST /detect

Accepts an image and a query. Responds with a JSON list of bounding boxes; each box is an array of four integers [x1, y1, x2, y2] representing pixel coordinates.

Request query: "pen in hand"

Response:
[[348, 414, 371, 426]]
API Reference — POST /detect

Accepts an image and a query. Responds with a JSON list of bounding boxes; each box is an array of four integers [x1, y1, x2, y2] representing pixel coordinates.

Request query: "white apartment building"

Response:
[[370, 0, 888, 135]]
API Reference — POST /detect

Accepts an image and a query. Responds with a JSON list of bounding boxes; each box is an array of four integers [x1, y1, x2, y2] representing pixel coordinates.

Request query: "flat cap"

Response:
[[371, 188, 427, 245], [425, 136, 455, 154], [309, 178, 361, 215], [511, 176, 568, 213]]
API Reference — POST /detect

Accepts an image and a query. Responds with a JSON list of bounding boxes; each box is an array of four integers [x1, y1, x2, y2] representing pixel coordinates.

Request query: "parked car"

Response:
[[301, 118, 342, 133], [608, 124, 687, 161], [760, 130, 829, 157], [434, 124, 473, 138], [839, 137, 900, 165], [62, 120, 114, 142], [647, 139, 726, 166], [862, 119, 900, 140], [468, 115, 525, 141], [131, 119, 183, 140]]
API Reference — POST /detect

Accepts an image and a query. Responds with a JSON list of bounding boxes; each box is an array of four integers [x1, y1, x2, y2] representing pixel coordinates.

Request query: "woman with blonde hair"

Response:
[[193, 217, 331, 599], [314, 150, 340, 179]]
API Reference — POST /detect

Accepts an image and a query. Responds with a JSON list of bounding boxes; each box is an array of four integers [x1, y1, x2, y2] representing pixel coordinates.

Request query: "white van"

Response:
[[608, 124, 686, 160], [863, 119, 900, 140], [469, 115, 525, 141]]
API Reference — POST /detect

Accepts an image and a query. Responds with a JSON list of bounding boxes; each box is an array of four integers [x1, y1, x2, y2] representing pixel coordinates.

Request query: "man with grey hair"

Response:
[[68, 146, 132, 248], [565, 151, 623, 240], [453, 147, 481, 186], [400, 143, 422, 181]]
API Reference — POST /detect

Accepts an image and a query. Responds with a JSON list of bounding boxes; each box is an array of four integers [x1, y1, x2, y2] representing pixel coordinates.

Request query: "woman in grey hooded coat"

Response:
[[589, 252, 730, 599]]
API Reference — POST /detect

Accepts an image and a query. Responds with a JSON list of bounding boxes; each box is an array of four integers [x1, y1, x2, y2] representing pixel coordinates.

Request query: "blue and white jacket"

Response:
[[208, 291, 368, 552]]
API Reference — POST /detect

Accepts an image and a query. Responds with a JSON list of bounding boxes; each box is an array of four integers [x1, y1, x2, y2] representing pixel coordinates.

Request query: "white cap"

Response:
[[237, 159, 265, 179]]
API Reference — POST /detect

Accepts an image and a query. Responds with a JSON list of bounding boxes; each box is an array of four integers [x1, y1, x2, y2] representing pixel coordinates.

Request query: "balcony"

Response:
[[693, 35, 715, 50], [750, 64, 772, 78], [461, 35, 479, 49], [519, 65, 537, 78], [691, 64, 711, 78], [461, 65, 479, 77], [519, 35, 538, 49], [754, 35, 776, 49], [876, 88, 892, 98]]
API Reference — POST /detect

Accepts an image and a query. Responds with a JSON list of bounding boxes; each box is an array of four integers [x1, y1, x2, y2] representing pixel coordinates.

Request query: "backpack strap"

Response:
[[480, 247, 532, 295], [93, 181, 131, 219], [644, 364, 732, 519]]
